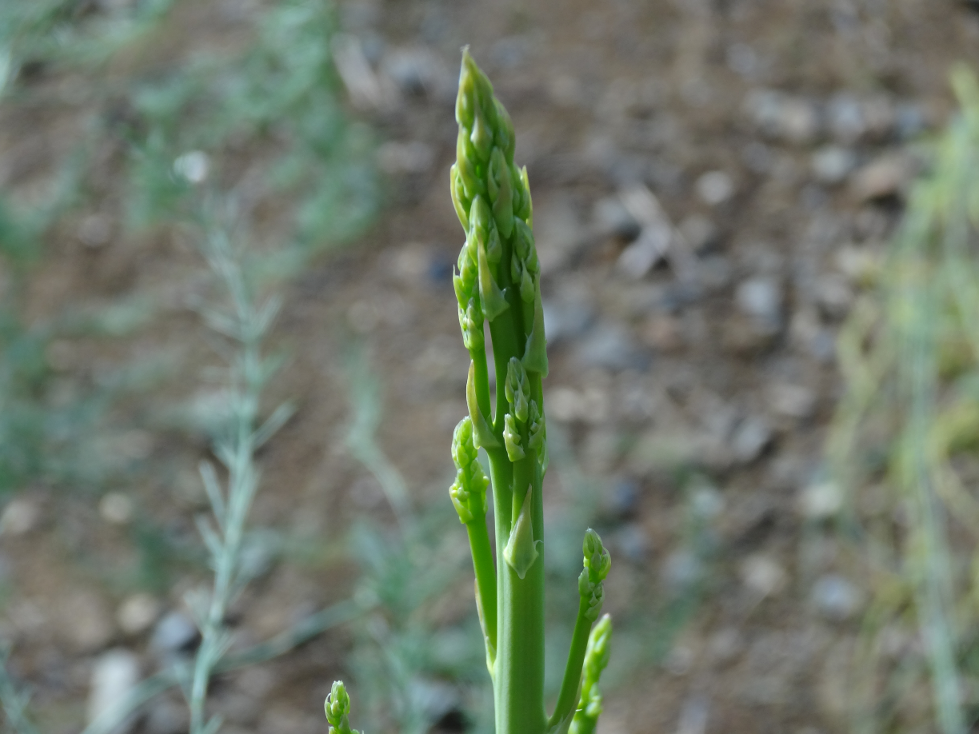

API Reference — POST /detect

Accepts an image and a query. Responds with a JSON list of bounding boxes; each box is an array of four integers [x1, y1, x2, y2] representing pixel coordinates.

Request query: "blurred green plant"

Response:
[[830, 66, 979, 734]]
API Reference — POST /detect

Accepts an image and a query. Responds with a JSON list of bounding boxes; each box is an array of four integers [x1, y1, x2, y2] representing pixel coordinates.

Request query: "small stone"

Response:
[[849, 154, 911, 203], [99, 492, 134, 525], [592, 196, 641, 240], [811, 145, 857, 185], [151, 611, 198, 654], [695, 170, 735, 205], [827, 93, 865, 145], [87, 649, 140, 731], [381, 46, 449, 97], [605, 478, 641, 519], [768, 384, 816, 419], [62, 591, 115, 653], [663, 550, 703, 591], [776, 97, 821, 145], [117, 593, 161, 636], [614, 523, 650, 562], [735, 276, 783, 330], [815, 273, 854, 320], [542, 298, 594, 344], [616, 224, 671, 278], [834, 245, 881, 287], [798, 481, 843, 520], [739, 554, 787, 597], [640, 314, 683, 352], [172, 151, 209, 184], [79, 214, 112, 248], [894, 101, 927, 140], [376, 140, 434, 175], [812, 574, 862, 621], [574, 324, 641, 371], [0, 498, 40, 536], [708, 628, 745, 666], [145, 698, 189, 734], [534, 198, 586, 274], [678, 214, 718, 253], [730, 417, 772, 463]]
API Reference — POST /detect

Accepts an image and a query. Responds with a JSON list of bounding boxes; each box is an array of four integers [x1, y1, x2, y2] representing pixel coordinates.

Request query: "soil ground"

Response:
[[3, 1, 979, 733]]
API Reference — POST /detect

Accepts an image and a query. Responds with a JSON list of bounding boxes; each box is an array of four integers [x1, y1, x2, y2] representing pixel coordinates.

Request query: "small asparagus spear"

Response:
[[325, 680, 361, 734]]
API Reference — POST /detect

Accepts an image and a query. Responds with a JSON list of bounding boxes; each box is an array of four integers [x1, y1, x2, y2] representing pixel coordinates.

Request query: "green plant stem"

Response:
[[549, 597, 593, 729], [466, 512, 498, 656]]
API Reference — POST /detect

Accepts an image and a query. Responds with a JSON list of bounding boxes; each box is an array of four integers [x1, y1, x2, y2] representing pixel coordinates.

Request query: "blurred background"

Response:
[[2, 1, 979, 733]]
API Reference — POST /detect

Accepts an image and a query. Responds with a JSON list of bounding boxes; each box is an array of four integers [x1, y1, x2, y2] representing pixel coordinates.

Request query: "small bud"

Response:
[[503, 413, 525, 462], [520, 265, 535, 304], [527, 400, 544, 451], [494, 98, 515, 162], [456, 128, 480, 200], [489, 147, 514, 239], [504, 357, 530, 423], [522, 295, 548, 377], [520, 166, 533, 228], [467, 361, 500, 449], [504, 484, 540, 579], [451, 416, 478, 469], [579, 529, 611, 621], [583, 528, 612, 582], [486, 224, 503, 264], [325, 680, 360, 734], [476, 224, 509, 321], [450, 163, 469, 231], [470, 108, 494, 160]]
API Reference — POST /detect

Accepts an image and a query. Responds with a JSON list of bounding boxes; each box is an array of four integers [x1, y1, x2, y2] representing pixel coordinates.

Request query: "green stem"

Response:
[[472, 344, 493, 424], [549, 596, 593, 730], [466, 512, 498, 657]]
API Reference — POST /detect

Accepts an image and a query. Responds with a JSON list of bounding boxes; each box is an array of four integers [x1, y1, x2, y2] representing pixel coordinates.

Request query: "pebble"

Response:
[[534, 198, 586, 274], [62, 591, 115, 653], [150, 611, 198, 654], [662, 549, 703, 591], [834, 245, 881, 286], [768, 384, 817, 419], [614, 523, 650, 562], [739, 554, 787, 597], [730, 417, 773, 464], [616, 223, 671, 278], [745, 90, 821, 145], [815, 273, 854, 319], [542, 298, 594, 344], [380, 46, 450, 97], [826, 93, 865, 144], [849, 154, 911, 203], [375, 140, 434, 175], [99, 492, 134, 525], [678, 214, 718, 253], [87, 649, 140, 732], [0, 498, 40, 536], [117, 593, 161, 636], [735, 276, 783, 331], [78, 213, 112, 248], [144, 698, 188, 734], [797, 481, 843, 520], [605, 478, 641, 519], [695, 170, 735, 205], [811, 574, 863, 620], [592, 196, 641, 240], [811, 145, 857, 185], [574, 324, 641, 371]]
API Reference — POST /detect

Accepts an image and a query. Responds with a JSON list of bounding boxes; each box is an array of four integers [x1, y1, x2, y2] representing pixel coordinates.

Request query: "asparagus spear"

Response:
[[325, 49, 612, 734], [450, 49, 612, 734]]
